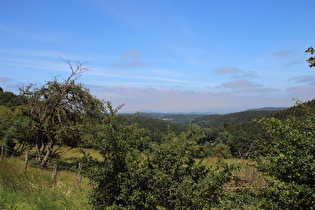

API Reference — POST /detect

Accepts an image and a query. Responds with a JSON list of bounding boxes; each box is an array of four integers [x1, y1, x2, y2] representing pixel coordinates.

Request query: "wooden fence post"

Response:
[[52, 161, 57, 182], [24, 149, 29, 172], [0, 144, 4, 161], [77, 162, 83, 188]]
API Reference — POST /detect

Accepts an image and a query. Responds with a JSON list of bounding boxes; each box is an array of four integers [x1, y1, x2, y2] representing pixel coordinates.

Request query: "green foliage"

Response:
[[86, 102, 149, 208], [212, 143, 232, 159], [305, 46, 315, 67], [0, 106, 13, 141], [215, 131, 233, 145], [0, 106, 17, 156], [271, 99, 315, 120], [0, 90, 27, 108], [87, 103, 234, 209], [124, 115, 189, 143], [256, 101, 315, 208], [221, 122, 267, 158]]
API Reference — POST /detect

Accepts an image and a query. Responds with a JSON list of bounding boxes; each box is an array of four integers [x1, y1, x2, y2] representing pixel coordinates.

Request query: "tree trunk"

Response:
[[52, 161, 57, 182], [40, 142, 54, 167], [77, 162, 83, 188], [0, 144, 4, 161], [35, 144, 41, 161], [24, 149, 29, 172]]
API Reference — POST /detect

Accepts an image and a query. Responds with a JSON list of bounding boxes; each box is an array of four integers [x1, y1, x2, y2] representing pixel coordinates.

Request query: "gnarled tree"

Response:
[[21, 61, 104, 166]]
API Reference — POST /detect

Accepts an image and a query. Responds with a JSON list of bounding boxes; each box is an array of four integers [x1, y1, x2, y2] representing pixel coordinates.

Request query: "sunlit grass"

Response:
[[58, 147, 104, 162], [202, 157, 267, 188], [0, 157, 91, 209]]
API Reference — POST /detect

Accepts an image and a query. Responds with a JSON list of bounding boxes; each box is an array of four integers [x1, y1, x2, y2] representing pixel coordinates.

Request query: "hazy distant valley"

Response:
[[125, 107, 287, 126]]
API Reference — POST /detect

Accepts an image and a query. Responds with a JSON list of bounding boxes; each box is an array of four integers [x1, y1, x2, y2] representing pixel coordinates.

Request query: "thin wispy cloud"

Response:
[[211, 67, 259, 79], [217, 80, 277, 97], [232, 71, 260, 79], [272, 50, 303, 68], [220, 80, 262, 89], [287, 86, 314, 93], [88, 69, 193, 84], [286, 86, 315, 101], [122, 50, 141, 58], [113, 50, 149, 69], [0, 77, 12, 82], [0, 57, 69, 73], [212, 67, 241, 75], [290, 75, 315, 86], [273, 50, 294, 58], [113, 61, 149, 69]]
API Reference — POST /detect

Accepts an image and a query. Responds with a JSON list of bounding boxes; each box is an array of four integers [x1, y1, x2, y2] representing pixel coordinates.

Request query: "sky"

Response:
[[0, 0, 314, 113]]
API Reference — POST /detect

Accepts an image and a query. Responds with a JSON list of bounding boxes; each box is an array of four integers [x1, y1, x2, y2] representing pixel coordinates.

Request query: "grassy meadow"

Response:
[[0, 155, 91, 209]]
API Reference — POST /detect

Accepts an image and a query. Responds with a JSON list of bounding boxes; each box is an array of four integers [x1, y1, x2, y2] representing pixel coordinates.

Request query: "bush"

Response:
[[256, 102, 315, 208], [212, 143, 232, 159]]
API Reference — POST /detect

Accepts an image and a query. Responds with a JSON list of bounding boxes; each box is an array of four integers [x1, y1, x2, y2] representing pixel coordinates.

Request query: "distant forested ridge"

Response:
[[124, 108, 287, 128], [190, 109, 285, 128], [0, 88, 27, 108], [123, 112, 207, 124]]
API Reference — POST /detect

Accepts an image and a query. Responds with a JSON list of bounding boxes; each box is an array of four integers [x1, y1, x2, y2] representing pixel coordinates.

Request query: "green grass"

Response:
[[202, 157, 267, 188], [0, 157, 91, 209], [59, 147, 104, 162]]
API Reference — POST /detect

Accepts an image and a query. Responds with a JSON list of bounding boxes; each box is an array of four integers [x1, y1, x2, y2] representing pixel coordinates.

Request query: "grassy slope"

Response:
[[0, 157, 91, 209]]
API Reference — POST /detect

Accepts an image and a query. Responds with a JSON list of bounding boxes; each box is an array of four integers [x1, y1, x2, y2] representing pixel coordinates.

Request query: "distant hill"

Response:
[[124, 112, 208, 124], [122, 107, 289, 127], [192, 109, 283, 128], [246, 107, 287, 111], [121, 114, 190, 142], [121, 103, 315, 129]]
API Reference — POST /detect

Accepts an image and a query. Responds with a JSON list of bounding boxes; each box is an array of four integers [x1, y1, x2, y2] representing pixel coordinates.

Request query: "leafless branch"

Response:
[[58, 56, 91, 82]]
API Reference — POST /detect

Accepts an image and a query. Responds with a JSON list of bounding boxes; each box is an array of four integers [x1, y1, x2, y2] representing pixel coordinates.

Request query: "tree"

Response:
[[87, 102, 150, 208], [87, 109, 234, 209], [0, 106, 15, 156], [305, 46, 315, 67], [212, 143, 232, 159], [256, 102, 315, 208], [21, 60, 104, 166]]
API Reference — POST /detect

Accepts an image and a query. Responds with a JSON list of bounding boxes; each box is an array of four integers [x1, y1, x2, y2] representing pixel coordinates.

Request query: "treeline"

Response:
[[0, 89, 27, 108], [123, 115, 189, 142], [271, 99, 315, 119]]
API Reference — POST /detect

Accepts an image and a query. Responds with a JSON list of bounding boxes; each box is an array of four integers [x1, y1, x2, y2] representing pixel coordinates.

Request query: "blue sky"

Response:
[[0, 0, 314, 113]]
